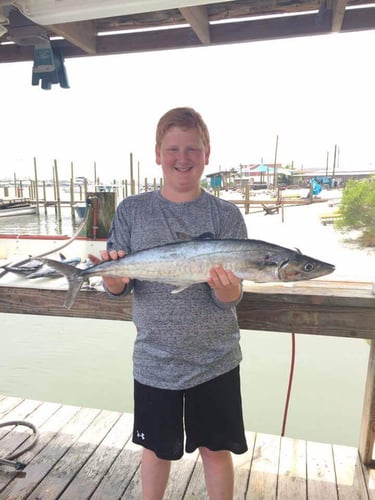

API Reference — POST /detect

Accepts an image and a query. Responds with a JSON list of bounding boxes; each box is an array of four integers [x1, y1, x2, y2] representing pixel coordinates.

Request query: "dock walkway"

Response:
[[0, 395, 374, 499]]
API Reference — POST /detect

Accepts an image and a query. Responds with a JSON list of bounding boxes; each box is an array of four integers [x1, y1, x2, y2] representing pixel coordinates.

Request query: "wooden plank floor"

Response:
[[1, 395, 374, 499]]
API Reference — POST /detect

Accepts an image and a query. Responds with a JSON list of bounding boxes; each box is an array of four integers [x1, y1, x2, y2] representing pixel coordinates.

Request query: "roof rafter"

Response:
[[48, 20, 97, 54], [331, 0, 349, 31], [179, 5, 210, 44]]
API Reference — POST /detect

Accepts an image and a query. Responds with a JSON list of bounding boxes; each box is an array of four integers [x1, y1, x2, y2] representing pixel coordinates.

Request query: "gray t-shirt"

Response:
[[106, 189, 248, 390]]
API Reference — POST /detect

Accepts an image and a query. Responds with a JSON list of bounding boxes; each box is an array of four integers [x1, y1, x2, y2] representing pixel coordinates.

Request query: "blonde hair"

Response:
[[156, 107, 210, 149]]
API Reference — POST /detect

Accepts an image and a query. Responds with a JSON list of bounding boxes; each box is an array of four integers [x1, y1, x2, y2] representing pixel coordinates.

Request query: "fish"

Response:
[[27, 256, 82, 279], [2, 259, 44, 275], [40, 237, 335, 309], [3, 253, 70, 276]]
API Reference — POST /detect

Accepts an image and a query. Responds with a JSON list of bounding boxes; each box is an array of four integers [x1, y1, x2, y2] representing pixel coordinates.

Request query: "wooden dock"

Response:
[[0, 394, 374, 499], [1, 280, 375, 498]]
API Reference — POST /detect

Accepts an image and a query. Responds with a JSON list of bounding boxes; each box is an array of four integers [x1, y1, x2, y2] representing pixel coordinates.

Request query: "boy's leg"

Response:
[[133, 380, 184, 498], [185, 366, 248, 455], [199, 447, 234, 500], [141, 448, 171, 500]]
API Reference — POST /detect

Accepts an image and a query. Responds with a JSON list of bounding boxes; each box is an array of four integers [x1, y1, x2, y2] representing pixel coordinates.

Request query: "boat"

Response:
[[0, 198, 37, 218], [73, 203, 88, 219]]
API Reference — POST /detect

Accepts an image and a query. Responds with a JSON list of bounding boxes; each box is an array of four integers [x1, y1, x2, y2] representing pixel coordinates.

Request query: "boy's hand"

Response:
[[207, 265, 242, 303], [88, 250, 130, 294]]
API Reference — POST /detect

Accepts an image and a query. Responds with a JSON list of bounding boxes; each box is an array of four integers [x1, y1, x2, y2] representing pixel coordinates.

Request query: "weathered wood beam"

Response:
[[359, 340, 375, 466], [0, 282, 374, 338], [48, 20, 97, 54], [332, 0, 349, 32], [180, 6, 211, 44]]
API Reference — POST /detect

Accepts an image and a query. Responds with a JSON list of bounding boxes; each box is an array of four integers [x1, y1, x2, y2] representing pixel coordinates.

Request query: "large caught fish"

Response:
[[41, 237, 335, 309]]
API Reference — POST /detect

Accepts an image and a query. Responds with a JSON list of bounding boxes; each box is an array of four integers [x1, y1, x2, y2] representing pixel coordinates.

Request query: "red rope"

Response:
[[281, 332, 296, 437]]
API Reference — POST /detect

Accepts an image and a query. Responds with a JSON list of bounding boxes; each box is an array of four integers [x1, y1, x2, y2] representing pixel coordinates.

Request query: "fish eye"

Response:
[[304, 262, 314, 272]]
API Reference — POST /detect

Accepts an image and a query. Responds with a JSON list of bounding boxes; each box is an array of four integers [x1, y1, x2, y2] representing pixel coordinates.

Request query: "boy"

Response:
[[95, 107, 248, 499]]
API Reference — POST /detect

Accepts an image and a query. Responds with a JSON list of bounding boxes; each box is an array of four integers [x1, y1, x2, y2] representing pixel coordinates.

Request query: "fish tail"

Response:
[[40, 258, 85, 309], [64, 275, 85, 309]]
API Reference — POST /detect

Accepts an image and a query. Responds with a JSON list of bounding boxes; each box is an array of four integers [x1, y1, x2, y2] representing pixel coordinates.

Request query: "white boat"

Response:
[[0, 205, 37, 217], [0, 198, 37, 218]]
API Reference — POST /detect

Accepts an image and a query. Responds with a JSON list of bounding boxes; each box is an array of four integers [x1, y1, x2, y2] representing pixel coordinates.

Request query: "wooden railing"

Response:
[[0, 280, 374, 464]]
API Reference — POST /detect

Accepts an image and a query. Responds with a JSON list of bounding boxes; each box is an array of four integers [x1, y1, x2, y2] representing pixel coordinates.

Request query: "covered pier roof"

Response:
[[0, 1, 375, 64]]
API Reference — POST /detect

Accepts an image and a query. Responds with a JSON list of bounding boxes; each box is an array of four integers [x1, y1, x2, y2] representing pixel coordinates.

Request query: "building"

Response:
[[292, 168, 375, 188]]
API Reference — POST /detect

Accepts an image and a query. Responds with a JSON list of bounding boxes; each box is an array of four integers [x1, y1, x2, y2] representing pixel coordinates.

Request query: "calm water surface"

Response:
[[0, 207, 80, 236]]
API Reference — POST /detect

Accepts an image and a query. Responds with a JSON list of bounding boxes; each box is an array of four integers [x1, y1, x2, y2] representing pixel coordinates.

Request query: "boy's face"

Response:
[[156, 126, 210, 196]]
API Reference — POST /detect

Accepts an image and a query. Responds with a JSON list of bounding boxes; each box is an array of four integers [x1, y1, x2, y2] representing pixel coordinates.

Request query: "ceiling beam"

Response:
[[179, 5, 210, 44], [1, 7, 375, 63], [47, 20, 97, 54], [331, 0, 348, 32]]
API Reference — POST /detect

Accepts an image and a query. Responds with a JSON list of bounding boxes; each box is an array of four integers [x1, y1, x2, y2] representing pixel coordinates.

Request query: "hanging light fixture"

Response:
[[12, 0, 235, 25]]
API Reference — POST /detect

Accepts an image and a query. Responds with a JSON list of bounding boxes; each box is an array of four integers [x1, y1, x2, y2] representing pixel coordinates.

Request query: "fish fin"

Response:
[[175, 231, 214, 241], [40, 258, 85, 309], [170, 284, 192, 294], [40, 258, 78, 277], [195, 232, 215, 240], [175, 232, 194, 241], [64, 277, 84, 309]]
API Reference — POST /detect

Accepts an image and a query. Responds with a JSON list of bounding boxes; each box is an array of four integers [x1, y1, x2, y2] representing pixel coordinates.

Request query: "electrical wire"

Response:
[[281, 332, 296, 437], [0, 204, 92, 279], [0, 420, 39, 470]]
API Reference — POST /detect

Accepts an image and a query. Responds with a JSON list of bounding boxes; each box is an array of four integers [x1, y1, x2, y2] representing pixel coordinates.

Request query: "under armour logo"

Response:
[[136, 430, 145, 440]]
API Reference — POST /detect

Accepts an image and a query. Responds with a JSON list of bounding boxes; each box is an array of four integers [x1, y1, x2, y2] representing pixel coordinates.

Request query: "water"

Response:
[[0, 184, 88, 236], [0, 313, 368, 447], [0, 206, 80, 236]]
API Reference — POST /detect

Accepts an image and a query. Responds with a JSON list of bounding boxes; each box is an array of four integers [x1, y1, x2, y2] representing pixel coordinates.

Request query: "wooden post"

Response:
[[70, 161, 75, 217], [19, 179, 24, 198], [359, 340, 375, 466], [130, 153, 135, 195], [332, 144, 337, 179], [42, 181, 47, 214], [33, 157, 40, 214], [137, 161, 140, 193], [273, 134, 279, 190], [144, 178, 148, 192], [244, 183, 250, 215], [53, 159, 62, 222]]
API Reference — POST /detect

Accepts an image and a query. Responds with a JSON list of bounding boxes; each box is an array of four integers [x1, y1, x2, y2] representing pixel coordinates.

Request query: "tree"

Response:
[[336, 178, 375, 246]]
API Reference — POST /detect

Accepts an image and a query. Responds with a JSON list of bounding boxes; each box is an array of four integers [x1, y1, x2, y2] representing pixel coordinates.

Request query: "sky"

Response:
[[1, 28, 375, 182]]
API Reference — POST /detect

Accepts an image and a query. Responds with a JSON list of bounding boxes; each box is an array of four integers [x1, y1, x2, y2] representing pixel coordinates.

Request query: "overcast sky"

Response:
[[1, 28, 375, 182]]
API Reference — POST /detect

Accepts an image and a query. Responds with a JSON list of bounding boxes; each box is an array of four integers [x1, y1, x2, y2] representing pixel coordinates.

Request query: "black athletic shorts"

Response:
[[132, 366, 248, 460]]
